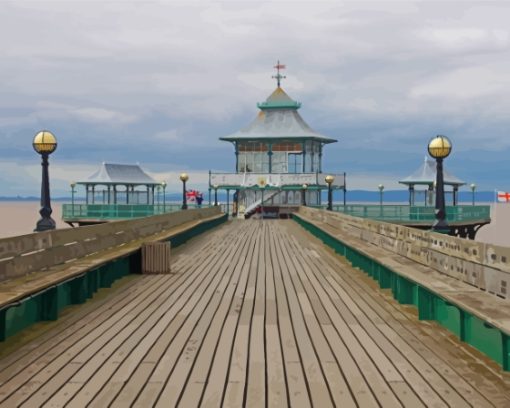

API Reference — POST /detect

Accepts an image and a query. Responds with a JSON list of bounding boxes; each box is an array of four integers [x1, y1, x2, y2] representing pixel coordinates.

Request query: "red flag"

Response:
[[497, 191, 510, 202]]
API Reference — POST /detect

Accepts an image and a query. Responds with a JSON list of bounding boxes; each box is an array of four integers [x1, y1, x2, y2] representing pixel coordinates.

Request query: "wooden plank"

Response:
[[191, 223, 258, 408], [171, 223, 258, 407], [131, 223, 254, 407], [273, 223, 357, 407], [1, 219, 509, 408], [222, 223, 261, 407], [244, 222, 267, 408], [275, 223, 397, 407], [262, 223, 288, 408], [271, 223, 334, 407], [266, 223, 311, 408], [284, 228, 437, 407], [82, 223, 246, 407], [0, 224, 230, 407], [292, 219, 510, 406], [317, 240, 510, 406]]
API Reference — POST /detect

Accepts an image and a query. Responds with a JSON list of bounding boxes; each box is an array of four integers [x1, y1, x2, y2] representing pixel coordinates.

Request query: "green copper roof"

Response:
[[221, 87, 336, 143], [256, 87, 301, 110]]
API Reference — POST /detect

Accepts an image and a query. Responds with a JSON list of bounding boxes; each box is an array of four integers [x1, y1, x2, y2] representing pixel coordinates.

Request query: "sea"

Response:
[[0, 200, 508, 247]]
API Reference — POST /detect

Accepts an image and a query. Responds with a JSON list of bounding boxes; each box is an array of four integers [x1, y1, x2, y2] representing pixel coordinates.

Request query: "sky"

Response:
[[1, 0, 509, 196]]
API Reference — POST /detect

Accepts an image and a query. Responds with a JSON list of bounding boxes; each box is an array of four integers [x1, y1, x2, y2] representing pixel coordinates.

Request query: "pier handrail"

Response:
[[0, 207, 221, 285], [294, 207, 510, 370]]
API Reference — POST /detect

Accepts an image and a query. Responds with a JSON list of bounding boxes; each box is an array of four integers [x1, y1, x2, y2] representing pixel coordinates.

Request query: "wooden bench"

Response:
[[0, 207, 225, 341], [294, 207, 510, 372]]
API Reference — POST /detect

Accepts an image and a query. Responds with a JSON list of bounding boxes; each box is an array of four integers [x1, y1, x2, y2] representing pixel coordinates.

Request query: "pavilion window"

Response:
[[288, 153, 302, 173], [272, 151, 287, 173]]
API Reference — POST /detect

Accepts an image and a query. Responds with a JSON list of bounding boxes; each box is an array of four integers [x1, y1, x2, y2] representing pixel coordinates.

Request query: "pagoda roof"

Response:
[[399, 157, 465, 186], [221, 87, 336, 144], [257, 87, 302, 110], [78, 163, 160, 185]]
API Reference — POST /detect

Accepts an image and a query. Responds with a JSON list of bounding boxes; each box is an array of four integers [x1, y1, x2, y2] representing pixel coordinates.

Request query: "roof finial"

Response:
[[272, 60, 286, 88]]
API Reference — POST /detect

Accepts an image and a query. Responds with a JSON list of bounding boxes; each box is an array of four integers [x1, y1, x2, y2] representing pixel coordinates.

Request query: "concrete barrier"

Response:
[[299, 206, 510, 299], [0, 207, 220, 282]]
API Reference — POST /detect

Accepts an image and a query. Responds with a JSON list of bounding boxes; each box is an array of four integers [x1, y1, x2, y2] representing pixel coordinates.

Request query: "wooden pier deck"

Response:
[[0, 220, 509, 407]]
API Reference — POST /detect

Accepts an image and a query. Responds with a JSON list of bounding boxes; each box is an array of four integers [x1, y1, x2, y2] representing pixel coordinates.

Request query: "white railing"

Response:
[[210, 172, 345, 188]]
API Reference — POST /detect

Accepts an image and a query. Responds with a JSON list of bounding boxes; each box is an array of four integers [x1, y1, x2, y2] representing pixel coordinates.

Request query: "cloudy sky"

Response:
[[1, 0, 509, 196]]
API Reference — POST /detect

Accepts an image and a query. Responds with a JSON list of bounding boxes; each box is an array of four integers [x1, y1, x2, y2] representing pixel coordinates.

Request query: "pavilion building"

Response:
[[399, 157, 465, 206], [78, 163, 161, 205], [211, 63, 345, 216]]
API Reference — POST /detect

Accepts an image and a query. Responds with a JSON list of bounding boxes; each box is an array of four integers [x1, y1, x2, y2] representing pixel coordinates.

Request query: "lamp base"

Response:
[[432, 219, 450, 235], [35, 216, 56, 232]]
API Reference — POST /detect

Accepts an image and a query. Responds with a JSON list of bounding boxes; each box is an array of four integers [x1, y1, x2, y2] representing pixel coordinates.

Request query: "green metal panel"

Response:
[[40, 287, 59, 321], [464, 314, 503, 366], [394, 275, 414, 304], [5, 297, 41, 338], [503, 334, 510, 371], [323, 204, 490, 224], [62, 203, 213, 221], [292, 213, 509, 370], [435, 299, 462, 338]]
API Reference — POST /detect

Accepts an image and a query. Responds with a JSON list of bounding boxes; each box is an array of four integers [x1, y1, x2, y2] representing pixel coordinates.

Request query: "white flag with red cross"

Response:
[[497, 191, 510, 202]]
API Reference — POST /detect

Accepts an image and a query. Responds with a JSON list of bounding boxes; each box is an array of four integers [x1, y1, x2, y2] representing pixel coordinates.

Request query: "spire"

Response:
[[272, 60, 286, 88]]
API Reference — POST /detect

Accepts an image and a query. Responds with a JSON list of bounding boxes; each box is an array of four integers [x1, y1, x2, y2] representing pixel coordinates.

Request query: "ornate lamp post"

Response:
[[213, 184, 219, 206], [180, 173, 189, 210], [302, 183, 308, 206], [325, 175, 334, 210], [378, 184, 384, 206], [33, 130, 58, 232], [161, 181, 167, 211], [470, 183, 476, 206], [70, 181, 76, 217], [428, 135, 452, 233]]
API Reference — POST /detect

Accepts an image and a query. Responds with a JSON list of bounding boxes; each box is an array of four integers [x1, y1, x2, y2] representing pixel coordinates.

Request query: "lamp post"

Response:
[[33, 131, 58, 232], [470, 183, 476, 206], [213, 184, 219, 206], [180, 173, 189, 210], [161, 181, 167, 212], [325, 175, 334, 211], [428, 135, 452, 233], [378, 184, 384, 206], [302, 183, 308, 206], [70, 181, 76, 217]]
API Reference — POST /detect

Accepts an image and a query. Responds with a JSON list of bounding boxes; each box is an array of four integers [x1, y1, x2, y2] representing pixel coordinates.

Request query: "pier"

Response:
[[0, 210, 509, 406]]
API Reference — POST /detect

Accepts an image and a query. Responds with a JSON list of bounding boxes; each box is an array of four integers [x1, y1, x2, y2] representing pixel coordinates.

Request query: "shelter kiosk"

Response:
[[212, 62, 346, 217], [78, 163, 160, 205], [399, 157, 465, 206]]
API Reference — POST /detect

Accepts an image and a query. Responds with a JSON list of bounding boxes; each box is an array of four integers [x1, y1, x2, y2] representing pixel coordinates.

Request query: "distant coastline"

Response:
[[0, 199, 507, 247], [0, 190, 501, 204]]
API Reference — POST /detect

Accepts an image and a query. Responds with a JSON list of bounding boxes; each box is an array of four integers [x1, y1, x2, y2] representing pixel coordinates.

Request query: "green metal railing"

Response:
[[62, 204, 212, 221], [310, 205, 491, 223]]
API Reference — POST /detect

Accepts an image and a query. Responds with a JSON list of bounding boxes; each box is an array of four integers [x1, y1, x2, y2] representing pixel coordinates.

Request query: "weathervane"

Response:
[[272, 60, 286, 87]]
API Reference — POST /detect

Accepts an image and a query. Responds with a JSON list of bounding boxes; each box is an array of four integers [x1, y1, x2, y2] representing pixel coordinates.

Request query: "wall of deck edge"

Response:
[[0, 213, 228, 343], [292, 213, 510, 371]]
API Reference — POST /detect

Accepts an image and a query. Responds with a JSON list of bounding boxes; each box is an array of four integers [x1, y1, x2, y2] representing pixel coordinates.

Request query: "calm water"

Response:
[[0, 201, 508, 247]]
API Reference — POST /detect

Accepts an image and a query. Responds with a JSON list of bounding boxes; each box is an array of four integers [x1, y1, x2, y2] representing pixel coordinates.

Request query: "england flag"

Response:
[[497, 191, 510, 202]]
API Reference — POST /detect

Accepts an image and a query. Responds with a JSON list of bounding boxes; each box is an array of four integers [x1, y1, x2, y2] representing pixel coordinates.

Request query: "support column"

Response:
[[226, 189, 230, 217], [409, 185, 414, 206], [91, 185, 95, 204], [302, 141, 306, 172], [453, 186, 458, 206], [107, 186, 111, 204], [126, 185, 129, 204], [318, 144, 323, 173], [113, 185, 117, 204], [234, 143, 239, 172], [268, 143, 273, 174]]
